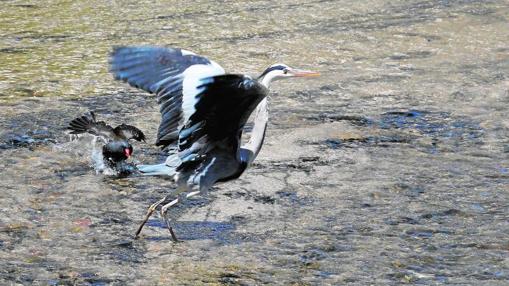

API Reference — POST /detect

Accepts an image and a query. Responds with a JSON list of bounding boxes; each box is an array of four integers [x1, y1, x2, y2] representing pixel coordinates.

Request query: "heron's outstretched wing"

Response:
[[177, 74, 268, 171], [114, 124, 146, 142], [68, 112, 116, 141], [110, 46, 225, 148]]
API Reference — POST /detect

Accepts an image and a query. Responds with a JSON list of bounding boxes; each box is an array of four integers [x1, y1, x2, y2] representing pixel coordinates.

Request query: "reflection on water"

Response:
[[1, 0, 509, 285]]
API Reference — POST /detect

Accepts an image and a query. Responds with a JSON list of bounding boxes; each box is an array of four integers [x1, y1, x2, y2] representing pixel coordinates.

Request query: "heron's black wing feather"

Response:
[[177, 75, 268, 171], [68, 112, 116, 141], [114, 124, 146, 141], [110, 46, 224, 148]]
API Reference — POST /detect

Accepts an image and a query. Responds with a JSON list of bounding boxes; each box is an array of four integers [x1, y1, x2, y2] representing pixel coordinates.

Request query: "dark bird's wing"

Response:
[[68, 112, 116, 141], [176, 74, 268, 171], [110, 46, 225, 148], [114, 124, 146, 142]]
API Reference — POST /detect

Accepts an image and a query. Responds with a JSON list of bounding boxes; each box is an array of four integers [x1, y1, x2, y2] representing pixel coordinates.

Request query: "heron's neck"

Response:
[[260, 74, 276, 88], [241, 98, 269, 165]]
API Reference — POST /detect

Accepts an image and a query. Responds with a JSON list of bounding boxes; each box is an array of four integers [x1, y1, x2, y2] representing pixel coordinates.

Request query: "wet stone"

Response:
[[312, 114, 373, 126], [267, 160, 314, 173], [377, 110, 484, 145], [389, 183, 426, 198], [322, 135, 411, 149], [384, 216, 419, 226], [319, 84, 338, 91], [299, 156, 320, 162], [253, 195, 276, 204], [0, 130, 56, 150], [0, 47, 33, 54], [96, 213, 131, 225], [230, 215, 247, 222], [390, 52, 410, 60]]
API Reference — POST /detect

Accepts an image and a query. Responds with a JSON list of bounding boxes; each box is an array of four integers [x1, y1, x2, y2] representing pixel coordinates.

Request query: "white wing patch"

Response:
[[180, 49, 196, 56], [181, 63, 225, 122]]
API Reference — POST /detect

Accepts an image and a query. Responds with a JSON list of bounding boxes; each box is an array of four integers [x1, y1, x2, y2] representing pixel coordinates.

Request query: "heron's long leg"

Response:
[[160, 190, 201, 242], [135, 195, 168, 239], [160, 197, 180, 242]]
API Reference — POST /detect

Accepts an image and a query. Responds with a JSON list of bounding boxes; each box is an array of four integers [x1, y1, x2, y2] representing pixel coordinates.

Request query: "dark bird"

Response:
[[110, 46, 319, 241], [68, 112, 146, 172]]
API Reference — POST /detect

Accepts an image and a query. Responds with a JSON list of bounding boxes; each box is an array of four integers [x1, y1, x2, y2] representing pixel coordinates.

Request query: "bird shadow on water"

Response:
[[143, 219, 242, 244]]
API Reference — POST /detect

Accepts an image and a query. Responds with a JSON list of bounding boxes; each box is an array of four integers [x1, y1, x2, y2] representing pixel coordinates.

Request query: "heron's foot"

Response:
[[160, 197, 181, 243], [134, 196, 168, 239], [147, 190, 201, 242], [164, 217, 180, 243]]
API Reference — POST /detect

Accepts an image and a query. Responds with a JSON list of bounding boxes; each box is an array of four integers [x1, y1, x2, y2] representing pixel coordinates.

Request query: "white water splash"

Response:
[[55, 134, 131, 176], [89, 138, 117, 175]]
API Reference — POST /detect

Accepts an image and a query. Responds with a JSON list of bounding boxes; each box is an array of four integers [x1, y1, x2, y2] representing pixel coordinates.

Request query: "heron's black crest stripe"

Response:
[[258, 65, 287, 79]]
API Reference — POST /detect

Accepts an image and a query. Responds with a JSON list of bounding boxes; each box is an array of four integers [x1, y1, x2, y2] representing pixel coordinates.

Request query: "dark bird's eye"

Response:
[[283, 69, 288, 74]]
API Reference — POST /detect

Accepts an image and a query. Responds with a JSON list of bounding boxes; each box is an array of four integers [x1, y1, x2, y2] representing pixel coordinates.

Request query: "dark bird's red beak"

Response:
[[124, 148, 132, 158]]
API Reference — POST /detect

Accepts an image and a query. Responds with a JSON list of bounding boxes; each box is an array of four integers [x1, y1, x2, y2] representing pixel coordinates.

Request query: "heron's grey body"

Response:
[[110, 46, 316, 240]]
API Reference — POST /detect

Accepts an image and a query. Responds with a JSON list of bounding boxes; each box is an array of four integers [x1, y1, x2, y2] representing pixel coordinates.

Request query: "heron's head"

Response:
[[258, 63, 320, 88]]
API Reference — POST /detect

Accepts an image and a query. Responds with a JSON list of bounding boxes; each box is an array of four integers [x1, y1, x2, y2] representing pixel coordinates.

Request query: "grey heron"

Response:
[[110, 46, 319, 241], [68, 111, 146, 168]]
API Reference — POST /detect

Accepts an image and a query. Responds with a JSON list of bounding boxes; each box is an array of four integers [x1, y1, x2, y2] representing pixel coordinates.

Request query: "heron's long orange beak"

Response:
[[289, 68, 321, 77]]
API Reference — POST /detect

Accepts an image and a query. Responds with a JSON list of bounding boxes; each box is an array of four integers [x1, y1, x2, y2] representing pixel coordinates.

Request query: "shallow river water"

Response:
[[1, 0, 509, 285]]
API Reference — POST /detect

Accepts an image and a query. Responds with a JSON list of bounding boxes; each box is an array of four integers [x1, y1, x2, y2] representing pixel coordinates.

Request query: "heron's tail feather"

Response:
[[137, 163, 176, 176], [68, 112, 96, 135], [165, 153, 181, 168]]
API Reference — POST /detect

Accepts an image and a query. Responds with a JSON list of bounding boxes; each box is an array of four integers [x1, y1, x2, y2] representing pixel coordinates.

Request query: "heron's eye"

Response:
[[283, 69, 288, 74]]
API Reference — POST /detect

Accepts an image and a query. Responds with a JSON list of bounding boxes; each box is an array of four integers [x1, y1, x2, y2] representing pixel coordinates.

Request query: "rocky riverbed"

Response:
[[1, 0, 508, 284]]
